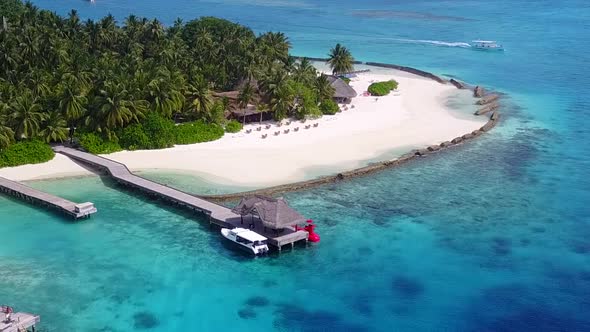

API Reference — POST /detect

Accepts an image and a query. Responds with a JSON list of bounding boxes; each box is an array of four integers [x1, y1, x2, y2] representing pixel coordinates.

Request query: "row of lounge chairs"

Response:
[[260, 123, 318, 139]]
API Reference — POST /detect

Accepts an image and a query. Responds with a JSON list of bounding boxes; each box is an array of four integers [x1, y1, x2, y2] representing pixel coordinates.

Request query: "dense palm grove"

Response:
[[0, 1, 356, 166]]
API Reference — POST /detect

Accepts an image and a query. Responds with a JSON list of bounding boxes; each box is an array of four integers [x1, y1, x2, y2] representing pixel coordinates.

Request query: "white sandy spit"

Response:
[[0, 67, 487, 186]]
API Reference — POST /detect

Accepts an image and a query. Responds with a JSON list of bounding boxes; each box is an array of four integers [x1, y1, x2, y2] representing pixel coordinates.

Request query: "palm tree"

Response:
[[88, 82, 147, 138], [237, 83, 255, 124], [315, 74, 335, 102], [256, 103, 267, 124], [293, 57, 317, 85], [0, 103, 14, 149], [258, 66, 288, 101], [40, 111, 68, 143], [269, 84, 293, 120], [327, 43, 354, 75], [9, 90, 46, 140], [147, 69, 185, 118], [58, 73, 88, 123], [185, 75, 213, 120], [257, 31, 291, 65]]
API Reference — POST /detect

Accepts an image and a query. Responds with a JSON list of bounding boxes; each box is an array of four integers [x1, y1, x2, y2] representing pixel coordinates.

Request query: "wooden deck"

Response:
[[1, 312, 40, 332], [0, 176, 97, 219], [53, 146, 308, 249]]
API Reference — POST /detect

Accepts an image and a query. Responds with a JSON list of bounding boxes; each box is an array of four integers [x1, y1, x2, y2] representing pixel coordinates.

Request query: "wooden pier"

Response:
[[1, 311, 39, 332], [0, 176, 97, 220], [53, 146, 308, 250]]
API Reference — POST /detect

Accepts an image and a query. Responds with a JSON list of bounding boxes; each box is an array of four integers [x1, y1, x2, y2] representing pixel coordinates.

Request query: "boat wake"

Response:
[[384, 38, 472, 48]]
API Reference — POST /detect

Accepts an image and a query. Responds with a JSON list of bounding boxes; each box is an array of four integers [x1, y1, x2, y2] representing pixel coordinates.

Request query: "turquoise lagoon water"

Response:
[[2, 0, 590, 331]]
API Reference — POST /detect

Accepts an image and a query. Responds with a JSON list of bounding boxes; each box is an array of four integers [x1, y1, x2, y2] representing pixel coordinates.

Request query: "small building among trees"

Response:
[[327, 76, 357, 104]]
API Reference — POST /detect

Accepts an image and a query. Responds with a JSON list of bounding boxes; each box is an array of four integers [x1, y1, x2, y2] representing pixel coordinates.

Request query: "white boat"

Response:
[[471, 40, 504, 51], [221, 228, 269, 255]]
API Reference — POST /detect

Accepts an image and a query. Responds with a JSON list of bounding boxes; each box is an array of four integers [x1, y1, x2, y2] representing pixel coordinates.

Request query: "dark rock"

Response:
[[475, 102, 499, 115], [472, 130, 483, 136], [476, 94, 500, 105], [451, 137, 463, 144], [473, 85, 485, 97], [491, 111, 500, 121], [462, 133, 475, 140], [427, 145, 441, 152], [357, 247, 374, 256], [450, 78, 466, 89], [492, 237, 512, 256], [480, 120, 496, 132], [238, 308, 257, 319], [416, 148, 430, 156], [440, 141, 452, 147], [263, 279, 278, 288], [245, 296, 270, 307], [133, 311, 160, 330], [391, 275, 425, 299]]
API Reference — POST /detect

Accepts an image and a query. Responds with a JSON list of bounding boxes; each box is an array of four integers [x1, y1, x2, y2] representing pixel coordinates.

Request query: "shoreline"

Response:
[[0, 62, 500, 191]]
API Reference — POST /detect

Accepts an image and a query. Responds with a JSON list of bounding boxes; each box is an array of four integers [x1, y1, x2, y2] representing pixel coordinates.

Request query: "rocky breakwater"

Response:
[[202, 70, 502, 202], [474, 90, 500, 115], [450, 79, 467, 89]]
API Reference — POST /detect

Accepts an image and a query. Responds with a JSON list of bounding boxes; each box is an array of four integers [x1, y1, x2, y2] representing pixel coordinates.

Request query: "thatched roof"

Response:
[[232, 195, 307, 229], [231, 105, 260, 117], [327, 76, 357, 98]]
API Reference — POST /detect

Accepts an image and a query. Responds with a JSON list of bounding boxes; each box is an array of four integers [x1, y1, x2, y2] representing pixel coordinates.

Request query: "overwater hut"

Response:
[[232, 195, 307, 232], [327, 75, 357, 104]]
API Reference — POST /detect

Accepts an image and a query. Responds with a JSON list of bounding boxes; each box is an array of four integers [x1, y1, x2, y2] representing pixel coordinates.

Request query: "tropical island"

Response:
[[0, 0, 488, 187]]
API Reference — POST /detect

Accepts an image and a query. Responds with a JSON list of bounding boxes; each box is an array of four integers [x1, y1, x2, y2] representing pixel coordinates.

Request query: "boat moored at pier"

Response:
[[221, 228, 269, 255]]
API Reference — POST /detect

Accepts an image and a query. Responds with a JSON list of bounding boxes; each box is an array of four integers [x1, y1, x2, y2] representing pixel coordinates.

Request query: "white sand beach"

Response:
[[0, 66, 487, 186]]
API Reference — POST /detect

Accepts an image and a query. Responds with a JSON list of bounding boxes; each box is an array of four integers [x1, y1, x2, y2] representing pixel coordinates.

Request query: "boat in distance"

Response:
[[471, 40, 504, 51], [221, 228, 269, 255]]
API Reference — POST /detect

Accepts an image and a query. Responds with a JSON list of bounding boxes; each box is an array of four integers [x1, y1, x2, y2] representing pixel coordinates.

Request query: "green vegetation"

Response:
[[328, 43, 354, 75], [320, 99, 339, 115], [0, 1, 352, 166], [0, 140, 54, 167], [368, 80, 399, 96], [225, 120, 242, 133], [175, 121, 224, 145], [78, 133, 122, 154]]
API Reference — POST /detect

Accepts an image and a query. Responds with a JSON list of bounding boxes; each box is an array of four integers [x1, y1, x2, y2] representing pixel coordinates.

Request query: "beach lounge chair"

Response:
[[256, 127, 262, 131], [294, 127, 299, 132], [265, 124, 271, 129], [305, 125, 311, 129], [284, 129, 290, 134], [246, 129, 252, 133], [274, 131, 280, 136], [351, 105, 355, 109], [286, 121, 291, 125], [261, 134, 267, 139], [313, 123, 319, 127]]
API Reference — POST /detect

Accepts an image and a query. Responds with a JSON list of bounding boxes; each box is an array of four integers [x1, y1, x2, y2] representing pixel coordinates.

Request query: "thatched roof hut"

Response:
[[232, 195, 306, 229], [327, 76, 357, 103]]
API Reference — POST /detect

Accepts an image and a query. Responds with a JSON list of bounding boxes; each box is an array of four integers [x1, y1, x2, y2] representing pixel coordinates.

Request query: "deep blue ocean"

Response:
[[1, 0, 589, 331]]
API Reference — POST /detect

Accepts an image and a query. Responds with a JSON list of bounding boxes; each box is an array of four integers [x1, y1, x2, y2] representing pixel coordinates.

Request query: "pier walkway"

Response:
[[1, 311, 39, 332], [0, 176, 97, 219], [53, 146, 308, 249]]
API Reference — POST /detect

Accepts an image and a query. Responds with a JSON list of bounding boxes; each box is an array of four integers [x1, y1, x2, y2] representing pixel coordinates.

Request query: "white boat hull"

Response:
[[221, 228, 269, 255]]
